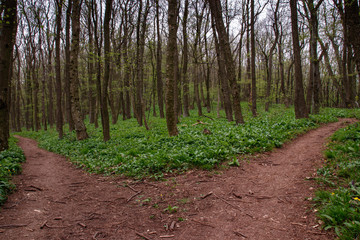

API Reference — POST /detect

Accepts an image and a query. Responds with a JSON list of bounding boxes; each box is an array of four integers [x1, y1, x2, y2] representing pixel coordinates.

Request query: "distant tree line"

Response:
[[1, 0, 359, 149]]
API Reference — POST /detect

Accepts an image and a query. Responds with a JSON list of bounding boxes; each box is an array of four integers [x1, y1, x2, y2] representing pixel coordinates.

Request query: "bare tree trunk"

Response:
[[208, 0, 244, 124], [87, 0, 96, 124], [55, 1, 63, 138], [155, 0, 165, 118], [290, 0, 308, 118], [69, 0, 88, 140], [250, 0, 257, 116], [100, 0, 112, 141], [344, 0, 360, 105], [0, 0, 17, 150], [65, 0, 74, 131], [182, 0, 190, 117], [165, 0, 179, 136], [135, 0, 150, 126]]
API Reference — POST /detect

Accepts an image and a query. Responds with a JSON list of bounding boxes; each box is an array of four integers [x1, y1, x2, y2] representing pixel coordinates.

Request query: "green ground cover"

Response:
[[0, 138, 25, 205], [314, 122, 360, 239], [16, 105, 359, 179]]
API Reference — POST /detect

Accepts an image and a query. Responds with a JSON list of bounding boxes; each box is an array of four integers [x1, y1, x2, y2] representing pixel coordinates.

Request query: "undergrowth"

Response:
[[0, 137, 25, 206], [16, 105, 359, 179], [314, 122, 360, 239]]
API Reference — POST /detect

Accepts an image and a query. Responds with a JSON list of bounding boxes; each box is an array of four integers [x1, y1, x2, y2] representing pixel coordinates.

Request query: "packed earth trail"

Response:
[[0, 118, 357, 240]]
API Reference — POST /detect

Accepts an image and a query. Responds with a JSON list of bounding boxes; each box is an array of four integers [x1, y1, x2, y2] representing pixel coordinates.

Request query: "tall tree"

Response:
[[182, 0, 190, 117], [55, 0, 64, 139], [250, 0, 257, 116], [290, 0, 308, 118], [208, 0, 244, 124], [69, 0, 89, 140], [155, 0, 165, 118], [0, 0, 17, 150], [65, 0, 74, 131], [165, 0, 179, 136], [101, 0, 112, 141]]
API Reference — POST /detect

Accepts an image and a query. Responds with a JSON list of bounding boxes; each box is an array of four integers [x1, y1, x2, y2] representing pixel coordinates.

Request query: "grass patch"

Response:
[[16, 105, 359, 179], [0, 137, 26, 206], [314, 122, 360, 239]]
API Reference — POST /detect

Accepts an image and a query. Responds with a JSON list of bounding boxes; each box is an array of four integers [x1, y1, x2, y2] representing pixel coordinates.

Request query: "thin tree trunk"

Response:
[[65, 0, 74, 131], [290, 0, 308, 118], [101, 0, 112, 141], [208, 0, 244, 124], [155, 0, 165, 118], [182, 0, 190, 117], [165, 0, 179, 136]]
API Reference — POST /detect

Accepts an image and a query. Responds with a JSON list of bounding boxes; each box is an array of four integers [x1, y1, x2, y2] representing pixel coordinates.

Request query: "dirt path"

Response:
[[0, 119, 356, 240]]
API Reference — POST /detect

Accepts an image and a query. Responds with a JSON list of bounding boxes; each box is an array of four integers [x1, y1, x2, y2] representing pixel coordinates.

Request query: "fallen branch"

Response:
[[192, 120, 208, 126], [201, 192, 213, 199], [40, 221, 48, 229], [191, 219, 215, 228], [203, 115, 214, 121], [234, 231, 248, 238], [245, 194, 272, 199], [160, 235, 175, 238], [0, 224, 27, 228], [28, 185, 43, 191], [291, 222, 307, 227], [127, 191, 142, 202], [214, 193, 242, 212], [126, 184, 138, 193], [135, 231, 152, 240], [77, 222, 87, 228], [306, 230, 326, 235]]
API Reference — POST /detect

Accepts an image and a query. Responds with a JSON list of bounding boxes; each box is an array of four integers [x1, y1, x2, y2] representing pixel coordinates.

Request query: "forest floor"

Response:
[[0, 118, 357, 240]]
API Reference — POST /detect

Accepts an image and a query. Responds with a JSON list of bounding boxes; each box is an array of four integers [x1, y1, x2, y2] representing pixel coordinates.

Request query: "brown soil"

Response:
[[0, 118, 356, 240]]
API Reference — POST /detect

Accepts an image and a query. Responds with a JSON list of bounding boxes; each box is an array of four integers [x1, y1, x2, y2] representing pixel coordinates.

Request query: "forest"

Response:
[[0, 0, 360, 239]]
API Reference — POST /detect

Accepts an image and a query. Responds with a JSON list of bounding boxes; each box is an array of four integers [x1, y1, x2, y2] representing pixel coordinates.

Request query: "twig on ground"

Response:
[[234, 231, 248, 238], [291, 222, 307, 227], [28, 185, 43, 191], [192, 120, 208, 126], [214, 193, 242, 211], [77, 222, 87, 228], [0, 224, 27, 228], [245, 194, 272, 199], [127, 191, 142, 202], [203, 115, 214, 121], [40, 221, 48, 229], [306, 230, 326, 235], [126, 184, 138, 193], [191, 219, 215, 228], [201, 192, 213, 199], [159, 235, 175, 238], [135, 231, 152, 240]]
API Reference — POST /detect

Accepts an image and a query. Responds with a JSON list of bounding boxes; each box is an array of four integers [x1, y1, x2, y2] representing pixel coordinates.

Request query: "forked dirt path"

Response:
[[0, 118, 356, 240]]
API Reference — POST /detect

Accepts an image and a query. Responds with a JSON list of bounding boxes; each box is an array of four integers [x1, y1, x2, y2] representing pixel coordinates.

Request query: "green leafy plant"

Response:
[[0, 137, 25, 206], [16, 106, 359, 179], [163, 205, 179, 214], [314, 122, 360, 239]]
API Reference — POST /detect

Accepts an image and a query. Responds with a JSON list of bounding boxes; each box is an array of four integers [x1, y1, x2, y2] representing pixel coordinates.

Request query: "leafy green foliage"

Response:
[[314, 122, 360, 239], [17, 105, 359, 180], [0, 138, 25, 205]]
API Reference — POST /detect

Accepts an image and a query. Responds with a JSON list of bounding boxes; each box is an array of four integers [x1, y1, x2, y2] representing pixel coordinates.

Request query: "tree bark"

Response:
[[165, 0, 179, 136], [101, 0, 112, 141], [55, 0, 64, 138], [155, 0, 165, 118], [0, 0, 17, 150], [290, 0, 308, 118], [208, 0, 244, 124], [69, 0, 88, 140], [250, 0, 257, 116]]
